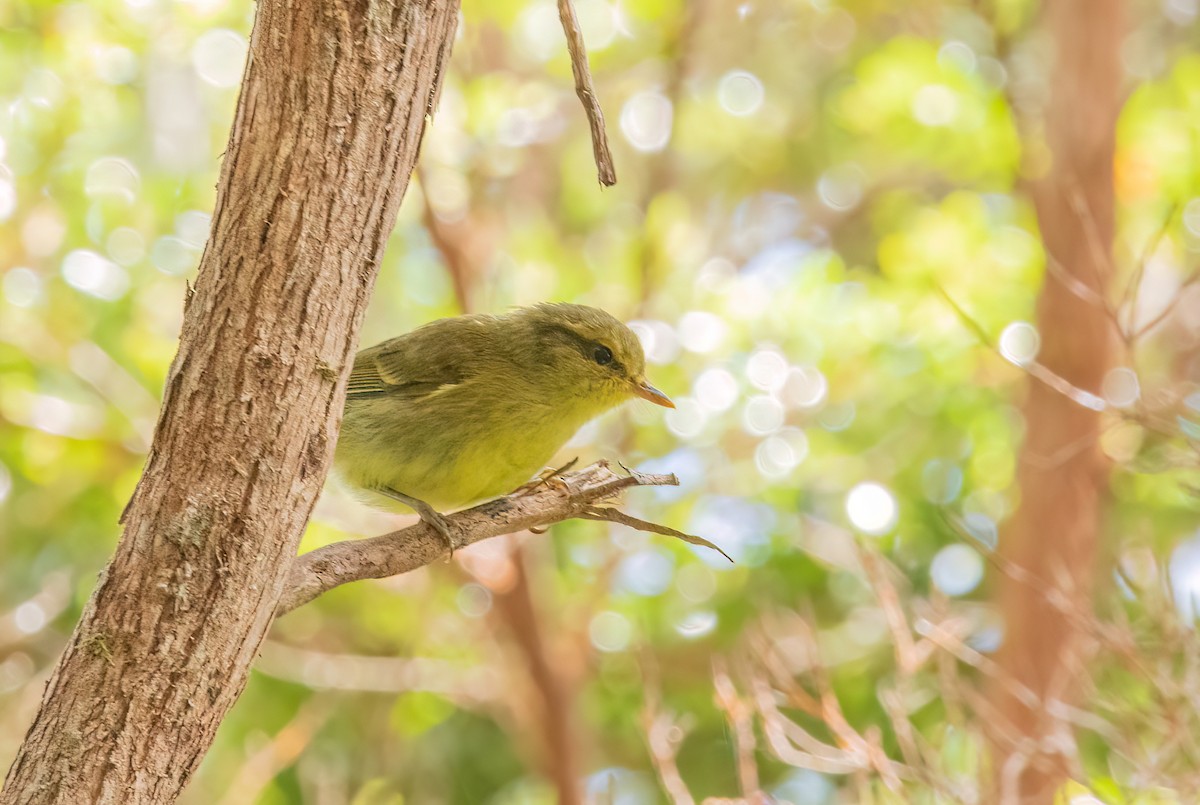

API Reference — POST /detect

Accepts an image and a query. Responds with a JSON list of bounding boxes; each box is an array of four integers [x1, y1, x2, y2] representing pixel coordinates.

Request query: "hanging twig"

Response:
[[556, 0, 617, 186]]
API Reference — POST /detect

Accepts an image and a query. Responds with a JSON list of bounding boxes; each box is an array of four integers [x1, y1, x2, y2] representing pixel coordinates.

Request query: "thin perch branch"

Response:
[[557, 0, 617, 186], [277, 461, 688, 615]]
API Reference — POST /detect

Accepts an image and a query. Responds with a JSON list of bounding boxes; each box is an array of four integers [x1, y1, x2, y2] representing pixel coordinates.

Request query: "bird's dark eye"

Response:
[[593, 345, 614, 366]]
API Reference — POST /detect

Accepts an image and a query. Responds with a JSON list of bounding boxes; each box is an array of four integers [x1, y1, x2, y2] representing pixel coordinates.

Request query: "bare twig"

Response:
[[792, 616, 911, 787], [1128, 265, 1200, 342], [216, 698, 334, 805], [254, 641, 501, 705], [1043, 253, 1112, 317], [748, 670, 862, 775], [578, 505, 734, 563], [277, 462, 700, 615], [417, 166, 474, 314], [556, 0, 617, 186], [712, 661, 762, 801], [642, 656, 698, 805], [1065, 182, 1119, 317], [490, 547, 582, 805], [1119, 201, 1179, 327], [856, 547, 918, 674], [937, 285, 1107, 412]]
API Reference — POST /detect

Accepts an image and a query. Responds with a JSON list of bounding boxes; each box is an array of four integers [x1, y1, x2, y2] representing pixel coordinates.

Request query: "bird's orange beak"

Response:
[[632, 378, 674, 408]]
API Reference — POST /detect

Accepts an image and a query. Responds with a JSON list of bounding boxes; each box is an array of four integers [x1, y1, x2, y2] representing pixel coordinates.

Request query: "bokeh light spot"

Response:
[[742, 395, 785, 435], [1101, 420, 1145, 463], [516, 3, 563, 61], [21, 206, 66, 257], [14, 603, 46, 635], [0, 176, 15, 221], [96, 46, 138, 85], [782, 366, 828, 409], [818, 401, 855, 431], [998, 321, 1040, 366], [717, 70, 765, 116], [85, 157, 140, 202], [773, 769, 835, 804], [921, 459, 962, 504], [151, 236, 199, 275], [817, 164, 864, 210], [845, 482, 897, 535], [693, 368, 739, 412], [424, 168, 470, 219], [1102, 367, 1140, 409], [755, 428, 809, 478], [938, 41, 977, 74], [746, 347, 789, 391], [675, 610, 717, 639], [616, 549, 675, 597], [963, 512, 998, 551], [589, 611, 632, 652], [628, 319, 679, 365], [3, 268, 42, 308], [24, 69, 64, 108], [1184, 197, 1200, 237], [666, 398, 707, 440], [619, 91, 673, 152], [930, 544, 984, 596], [812, 8, 856, 52], [989, 226, 1039, 268], [456, 583, 492, 618], [688, 496, 775, 568], [191, 29, 248, 88], [676, 563, 716, 602], [677, 311, 728, 354], [107, 228, 146, 266], [62, 250, 129, 301], [1169, 534, 1200, 622], [911, 84, 958, 127], [176, 211, 212, 248], [574, 0, 618, 50]]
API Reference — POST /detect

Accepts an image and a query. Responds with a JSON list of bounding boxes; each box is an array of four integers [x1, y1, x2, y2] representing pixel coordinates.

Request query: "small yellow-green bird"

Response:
[[333, 303, 674, 545]]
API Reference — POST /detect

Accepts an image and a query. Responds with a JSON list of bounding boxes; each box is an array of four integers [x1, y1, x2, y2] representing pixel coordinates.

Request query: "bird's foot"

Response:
[[374, 487, 456, 558], [414, 506, 456, 558], [513, 458, 578, 498]]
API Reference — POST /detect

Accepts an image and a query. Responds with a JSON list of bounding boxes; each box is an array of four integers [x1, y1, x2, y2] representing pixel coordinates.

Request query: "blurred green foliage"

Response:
[[3, 0, 1200, 802]]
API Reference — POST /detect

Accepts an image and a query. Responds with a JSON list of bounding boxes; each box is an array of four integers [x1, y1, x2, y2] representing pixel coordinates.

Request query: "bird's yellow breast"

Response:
[[333, 376, 609, 513]]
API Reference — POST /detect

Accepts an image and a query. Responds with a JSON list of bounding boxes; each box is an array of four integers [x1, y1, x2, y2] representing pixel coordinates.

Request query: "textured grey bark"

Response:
[[0, 0, 459, 802]]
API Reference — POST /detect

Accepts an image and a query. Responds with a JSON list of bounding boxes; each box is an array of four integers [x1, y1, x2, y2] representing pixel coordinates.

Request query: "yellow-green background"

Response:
[[2, 0, 1199, 801]]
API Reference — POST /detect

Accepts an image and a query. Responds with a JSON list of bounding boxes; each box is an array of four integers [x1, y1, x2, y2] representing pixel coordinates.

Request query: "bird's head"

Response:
[[514, 303, 674, 414]]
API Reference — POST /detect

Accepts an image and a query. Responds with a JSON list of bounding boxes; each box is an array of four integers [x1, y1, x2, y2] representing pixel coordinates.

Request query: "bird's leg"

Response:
[[374, 487, 456, 557], [512, 457, 579, 498]]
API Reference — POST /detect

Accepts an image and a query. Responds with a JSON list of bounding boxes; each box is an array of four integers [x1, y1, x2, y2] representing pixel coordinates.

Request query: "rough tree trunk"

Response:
[[1, 1, 459, 801], [989, 0, 1123, 800]]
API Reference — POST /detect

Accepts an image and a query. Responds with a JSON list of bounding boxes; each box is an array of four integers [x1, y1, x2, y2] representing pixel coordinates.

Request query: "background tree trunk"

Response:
[[989, 0, 1123, 800], [0, 0, 459, 801]]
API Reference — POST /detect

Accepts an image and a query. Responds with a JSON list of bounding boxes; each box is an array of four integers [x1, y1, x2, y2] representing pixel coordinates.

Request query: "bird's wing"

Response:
[[345, 316, 489, 401]]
